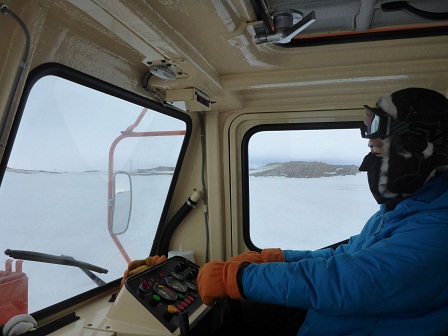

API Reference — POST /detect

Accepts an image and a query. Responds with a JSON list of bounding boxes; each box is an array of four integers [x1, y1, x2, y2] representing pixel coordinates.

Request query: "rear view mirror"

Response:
[[111, 172, 132, 235]]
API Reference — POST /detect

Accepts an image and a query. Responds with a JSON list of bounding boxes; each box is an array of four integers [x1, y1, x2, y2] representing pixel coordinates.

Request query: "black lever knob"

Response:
[[185, 269, 198, 280], [173, 261, 188, 272]]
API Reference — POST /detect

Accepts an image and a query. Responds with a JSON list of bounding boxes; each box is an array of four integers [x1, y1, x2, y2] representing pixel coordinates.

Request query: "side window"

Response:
[[245, 127, 378, 250], [0, 75, 187, 316]]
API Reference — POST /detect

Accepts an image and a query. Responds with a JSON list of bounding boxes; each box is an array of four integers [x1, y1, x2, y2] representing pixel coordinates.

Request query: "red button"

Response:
[[177, 304, 185, 311], [140, 279, 150, 289]]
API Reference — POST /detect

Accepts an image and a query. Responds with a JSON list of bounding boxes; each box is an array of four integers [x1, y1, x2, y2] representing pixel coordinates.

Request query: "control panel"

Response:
[[124, 256, 203, 333]]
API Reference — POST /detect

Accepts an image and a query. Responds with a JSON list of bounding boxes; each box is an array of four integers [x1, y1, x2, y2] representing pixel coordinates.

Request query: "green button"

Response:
[[177, 293, 184, 300], [153, 295, 161, 301]]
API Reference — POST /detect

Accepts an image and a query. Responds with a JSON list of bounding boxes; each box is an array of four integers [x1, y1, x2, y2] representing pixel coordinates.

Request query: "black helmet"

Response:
[[362, 88, 448, 146]]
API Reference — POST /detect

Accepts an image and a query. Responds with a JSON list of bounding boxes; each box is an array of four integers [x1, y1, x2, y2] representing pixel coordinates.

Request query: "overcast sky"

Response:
[[8, 76, 186, 172]]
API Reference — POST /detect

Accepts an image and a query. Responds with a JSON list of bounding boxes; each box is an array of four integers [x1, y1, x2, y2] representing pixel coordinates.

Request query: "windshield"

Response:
[[0, 75, 187, 320], [246, 128, 378, 250]]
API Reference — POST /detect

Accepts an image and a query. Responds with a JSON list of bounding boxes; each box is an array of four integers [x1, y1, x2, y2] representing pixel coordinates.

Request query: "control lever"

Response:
[[185, 269, 198, 280], [179, 312, 190, 336]]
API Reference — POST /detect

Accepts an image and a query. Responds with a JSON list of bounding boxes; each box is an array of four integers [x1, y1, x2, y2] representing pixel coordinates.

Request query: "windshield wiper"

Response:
[[4, 249, 108, 274], [63, 255, 107, 286]]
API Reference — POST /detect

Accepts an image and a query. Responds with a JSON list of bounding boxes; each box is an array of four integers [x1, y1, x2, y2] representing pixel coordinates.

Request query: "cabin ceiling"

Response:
[[7, 0, 448, 114], [257, 0, 448, 36]]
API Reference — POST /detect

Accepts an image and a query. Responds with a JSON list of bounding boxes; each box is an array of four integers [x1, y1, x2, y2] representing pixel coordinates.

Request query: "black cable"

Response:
[[156, 196, 200, 256], [199, 112, 210, 263]]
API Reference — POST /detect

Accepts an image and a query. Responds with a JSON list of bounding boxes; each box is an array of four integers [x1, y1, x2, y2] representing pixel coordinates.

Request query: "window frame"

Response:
[[241, 121, 364, 251], [0, 63, 192, 317]]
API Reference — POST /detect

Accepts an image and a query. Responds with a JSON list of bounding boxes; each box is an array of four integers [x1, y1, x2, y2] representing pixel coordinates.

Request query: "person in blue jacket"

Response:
[[198, 88, 448, 336]]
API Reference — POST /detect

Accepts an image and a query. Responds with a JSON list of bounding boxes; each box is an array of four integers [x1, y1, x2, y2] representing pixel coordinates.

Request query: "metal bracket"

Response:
[[254, 10, 316, 44], [144, 58, 189, 80]]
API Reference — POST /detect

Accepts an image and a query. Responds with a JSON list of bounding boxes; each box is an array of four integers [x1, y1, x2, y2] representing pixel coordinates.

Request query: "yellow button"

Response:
[[167, 305, 178, 314]]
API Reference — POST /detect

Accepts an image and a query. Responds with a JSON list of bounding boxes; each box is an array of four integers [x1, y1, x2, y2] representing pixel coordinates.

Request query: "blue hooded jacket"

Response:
[[241, 172, 448, 335]]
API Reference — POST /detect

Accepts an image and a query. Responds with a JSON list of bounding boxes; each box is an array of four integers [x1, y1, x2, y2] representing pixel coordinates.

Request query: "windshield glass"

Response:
[[247, 128, 379, 250], [0, 75, 187, 320]]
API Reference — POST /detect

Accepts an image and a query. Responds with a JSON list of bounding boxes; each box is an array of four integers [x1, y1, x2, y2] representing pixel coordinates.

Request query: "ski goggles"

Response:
[[361, 105, 392, 139], [361, 105, 412, 139]]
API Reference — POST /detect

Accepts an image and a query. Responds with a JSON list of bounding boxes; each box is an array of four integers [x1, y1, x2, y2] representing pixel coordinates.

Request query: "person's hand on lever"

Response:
[[198, 248, 284, 306], [197, 260, 247, 306], [120, 255, 167, 287]]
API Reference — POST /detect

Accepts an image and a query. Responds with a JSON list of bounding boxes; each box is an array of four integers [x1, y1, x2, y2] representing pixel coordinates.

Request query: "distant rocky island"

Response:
[[6, 166, 175, 175], [133, 166, 175, 175], [250, 161, 359, 178], [6, 167, 64, 174]]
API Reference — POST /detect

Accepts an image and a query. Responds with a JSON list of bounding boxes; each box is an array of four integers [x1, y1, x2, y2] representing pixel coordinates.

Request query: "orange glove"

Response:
[[121, 255, 167, 287], [228, 248, 284, 263], [228, 251, 262, 263], [197, 260, 245, 306], [261, 248, 284, 262]]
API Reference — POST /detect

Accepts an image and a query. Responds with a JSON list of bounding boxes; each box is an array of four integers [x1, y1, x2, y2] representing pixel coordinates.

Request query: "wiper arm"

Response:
[[4, 249, 108, 274], [64, 256, 107, 286]]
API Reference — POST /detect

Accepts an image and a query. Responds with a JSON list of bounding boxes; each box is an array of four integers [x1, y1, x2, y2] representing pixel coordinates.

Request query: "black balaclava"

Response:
[[359, 88, 448, 206]]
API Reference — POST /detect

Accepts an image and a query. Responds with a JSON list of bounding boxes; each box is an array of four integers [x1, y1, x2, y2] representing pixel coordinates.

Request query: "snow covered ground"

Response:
[[0, 170, 171, 312], [250, 173, 378, 250], [0, 170, 378, 313]]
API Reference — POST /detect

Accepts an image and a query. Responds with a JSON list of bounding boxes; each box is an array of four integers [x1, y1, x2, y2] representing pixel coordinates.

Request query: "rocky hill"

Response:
[[135, 166, 175, 175], [250, 161, 359, 178]]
